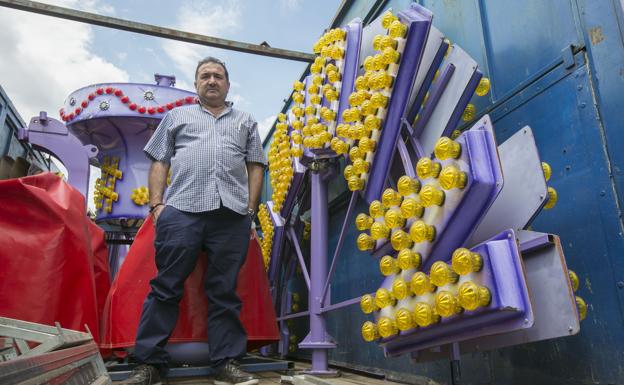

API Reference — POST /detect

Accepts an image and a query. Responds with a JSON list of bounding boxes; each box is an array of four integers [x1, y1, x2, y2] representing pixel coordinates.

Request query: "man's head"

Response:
[[194, 57, 230, 108]]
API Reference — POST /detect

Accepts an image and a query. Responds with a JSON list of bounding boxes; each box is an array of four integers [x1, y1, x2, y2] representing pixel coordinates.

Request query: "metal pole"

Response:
[[0, 0, 315, 63]]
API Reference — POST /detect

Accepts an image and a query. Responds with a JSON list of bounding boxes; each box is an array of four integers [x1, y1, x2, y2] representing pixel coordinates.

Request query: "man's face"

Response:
[[194, 62, 230, 106]]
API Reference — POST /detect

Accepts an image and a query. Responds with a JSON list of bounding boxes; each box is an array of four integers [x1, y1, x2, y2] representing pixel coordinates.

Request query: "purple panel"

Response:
[[441, 69, 482, 137], [379, 229, 533, 357], [364, 4, 432, 203], [411, 63, 455, 139]]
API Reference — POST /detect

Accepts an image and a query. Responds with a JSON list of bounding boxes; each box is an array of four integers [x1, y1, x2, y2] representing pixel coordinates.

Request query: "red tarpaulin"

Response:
[[100, 211, 280, 350], [0, 173, 110, 344]]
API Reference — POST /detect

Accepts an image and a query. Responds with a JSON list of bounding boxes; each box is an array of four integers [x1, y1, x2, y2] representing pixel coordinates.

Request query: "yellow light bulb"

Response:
[[430, 261, 459, 287], [413, 302, 439, 327], [355, 75, 368, 91], [292, 120, 303, 130], [382, 47, 400, 64], [409, 220, 436, 243], [276, 122, 288, 131], [419, 185, 445, 207], [462, 103, 476, 122], [411, 272, 434, 296], [321, 108, 336, 122], [360, 294, 378, 314], [364, 115, 381, 131], [450, 129, 461, 140], [359, 137, 377, 153], [458, 281, 491, 311], [569, 270, 579, 292], [435, 291, 462, 318], [434, 137, 462, 160], [542, 162, 552, 181], [293, 81, 305, 91], [305, 105, 316, 117], [400, 198, 424, 219], [384, 208, 405, 229], [370, 92, 388, 109], [310, 63, 322, 74], [439, 165, 467, 190], [343, 165, 354, 179], [392, 278, 411, 300], [397, 249, 420, 270], [451, 248, 483, 275], [278, 113, 287, 122], [364, 56, 375, 71], [349, 146, 364, 160], [379, 255, 399, 276], [475, 77, 491, 96], [291, 132, 302, 145], [360, 100, 376, 116], [382, 188, 402, 207], [308, 83, 319, 95], [377, 317, 398, 338], [375, 288, 395, 309], [395, 308, 415, 331], [361, 321, 379, 342], [355, 213, 374, 231], [544, 186, 558, 209], [380, 35, 397, 50], [369, 200, 385, 218], [356, 233, 375, 251], [380, 11, 397, 29], [370, 221, 390, 240], [416, 157, 441, 179], [348, 176, 364, 191], [390, 229, 412, 251], [372, 34, 384, 51], [292, 106, 304, 118], [388, 20, 407, 38], [353, 158, 370, 175], [327, 70, 341, 84], [349, 92, 363, 107], [576, 296, 587, 321], [372, 54, 385, 70], [397, 176, 420, 196]]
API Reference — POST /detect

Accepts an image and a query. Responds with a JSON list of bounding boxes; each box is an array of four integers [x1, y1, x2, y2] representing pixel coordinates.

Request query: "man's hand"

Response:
[[151, 205, 165, 224]]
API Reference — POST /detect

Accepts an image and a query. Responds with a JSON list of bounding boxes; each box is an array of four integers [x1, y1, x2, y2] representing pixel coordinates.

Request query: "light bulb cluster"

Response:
[[94, 156, 122, 213], [360, 247, 492, 341], [303, 28, 348, 151], [131, 186, 149, 206], [461, 77, 492, 123], [257, 203, 274, 270], [289, 84, 306, 159], [541, 162, 558, 210], [340, 10, 408, 192], [267, 113, 295, 213]]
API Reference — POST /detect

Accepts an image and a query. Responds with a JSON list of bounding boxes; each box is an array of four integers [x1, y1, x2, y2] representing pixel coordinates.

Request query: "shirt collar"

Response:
[[198, 100, 233, 118]]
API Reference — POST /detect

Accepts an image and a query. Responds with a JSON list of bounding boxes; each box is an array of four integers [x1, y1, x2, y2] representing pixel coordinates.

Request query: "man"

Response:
[[121, 57, 266, 385]]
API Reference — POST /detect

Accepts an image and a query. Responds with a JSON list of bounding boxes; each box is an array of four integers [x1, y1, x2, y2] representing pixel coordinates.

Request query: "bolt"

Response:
[[523, 318, 529, 325], [600, 190, 606, 197], [577, 85, 583, 91], [617, 281, 624, 289], [579, 102, 586, 108], [568, 326, 574, 333]]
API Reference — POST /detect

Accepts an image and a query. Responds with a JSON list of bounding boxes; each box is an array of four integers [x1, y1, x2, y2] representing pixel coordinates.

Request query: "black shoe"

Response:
[[119, 364, 162, 385], [214, 360, 258, 385]]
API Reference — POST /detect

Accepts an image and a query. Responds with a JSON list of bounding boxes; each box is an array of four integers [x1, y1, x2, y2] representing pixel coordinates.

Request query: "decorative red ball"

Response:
[[114, 89, 123, 97], [81, 101, 88, 108], [129, 103, 137, 111], [105, 87, 114, 94], [121, 96, 130, 104], [68, 113, 75, 120], [138, 106, 146, 114], [157, 106, 165, 113], [185, 96, 195, 104], [147, 107, 156, 114], [88, 93, 96, 100], [166, 103, 174, 110], [175, 99, 183, 107], [74, 108, 81, 115], [96, 88, 104, 95]]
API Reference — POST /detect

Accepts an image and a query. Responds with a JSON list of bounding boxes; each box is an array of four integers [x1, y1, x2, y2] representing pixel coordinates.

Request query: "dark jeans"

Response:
[[133, 205, 251, 368]]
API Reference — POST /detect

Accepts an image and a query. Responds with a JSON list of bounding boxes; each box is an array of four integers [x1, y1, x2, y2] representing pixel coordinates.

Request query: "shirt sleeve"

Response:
[[144, 112, 175, 163], [245, 118, 268, 165]]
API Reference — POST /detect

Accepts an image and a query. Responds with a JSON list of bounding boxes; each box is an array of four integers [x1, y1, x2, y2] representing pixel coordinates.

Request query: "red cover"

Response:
[[101, 215, 279, 350], [0, 173, 110, 343]]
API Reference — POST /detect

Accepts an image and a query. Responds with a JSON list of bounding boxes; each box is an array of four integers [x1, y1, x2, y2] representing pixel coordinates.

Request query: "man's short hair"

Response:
[[195, 57, 229, 81]]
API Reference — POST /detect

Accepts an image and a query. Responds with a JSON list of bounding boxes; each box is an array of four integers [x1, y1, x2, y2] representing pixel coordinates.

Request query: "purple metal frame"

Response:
[[364, 4, 433, 204], [379, 229, 533, 357], [412, 63, 456, 139]]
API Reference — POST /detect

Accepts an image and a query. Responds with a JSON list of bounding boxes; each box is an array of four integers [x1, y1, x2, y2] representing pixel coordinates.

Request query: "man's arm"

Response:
[[246, 162, 264, 213], [148, 161, 170, 220]]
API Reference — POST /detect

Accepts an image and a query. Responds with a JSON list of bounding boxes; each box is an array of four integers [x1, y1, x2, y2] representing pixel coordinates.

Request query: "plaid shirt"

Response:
[[143, 103, 267, 215]]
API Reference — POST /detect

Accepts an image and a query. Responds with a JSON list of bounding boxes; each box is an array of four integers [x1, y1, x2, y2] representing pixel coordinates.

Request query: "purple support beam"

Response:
[[412, 63, 456, 139], [287, 227, 312, 290], [299, 171, 337, 375], [18, 112, 98, 202]]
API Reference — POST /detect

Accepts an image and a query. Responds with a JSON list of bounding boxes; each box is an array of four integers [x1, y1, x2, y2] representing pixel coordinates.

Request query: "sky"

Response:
[[0, 0, 343, 140]]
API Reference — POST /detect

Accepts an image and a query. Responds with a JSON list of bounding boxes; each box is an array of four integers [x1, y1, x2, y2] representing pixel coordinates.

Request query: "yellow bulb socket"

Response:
[[416, 157, 441, 179], [439, 165, 467, 190], [400, 198, 424, 219], [392, 278, 411, 300], [434, 137, 462, 160], [397, 175, 420, 196], [451, 248, 483, 275], [379, 255, 399, 276], [377, 317, 398, 338], [369, 200, 385, 218], [410, 220, 436, 243], [435, 290, 462, 318], [395, 308, 415, 331], [569, 270, 579, 292], [390, 229, 413, 251], [413, 302, 439, 327], [397, 249, 421, 270], [375, 288, 395, 309], [370, 221, 390, 240], [356, 233, 375, 251], [420, 185, 445, 207], [411, 272, 435, 296], [544, 186, 558, 209], [381, 188, 402, 207], [458, 281, 491, 311], [355, 213, 374, 231], [361, 321, 380, 342], [576, 296, 587, 321], [360, 294, 378, 314], [430, 261, 459, 287], [542, 162, 552, 181]]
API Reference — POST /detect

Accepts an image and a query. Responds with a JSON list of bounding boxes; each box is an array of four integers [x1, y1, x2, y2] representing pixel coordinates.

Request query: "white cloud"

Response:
[[258, 115, 276, 140], [162, 1, 242, 82], [280, 0, 303, 12], [0, 0, 128, 121]]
